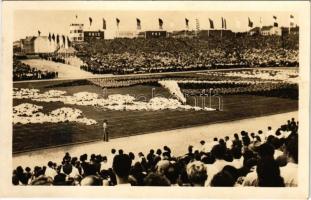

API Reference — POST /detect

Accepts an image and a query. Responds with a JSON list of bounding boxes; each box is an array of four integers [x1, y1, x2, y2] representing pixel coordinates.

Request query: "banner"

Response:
[[89, 17, 92, 27], [209, 18, 214, 29], [159, 18, 163, 29], [136, 18, 141, 30], [103, 18, 106, 30], [116, 18, 120, 28], [248, 17, 253, 28], [185, 18, 189, 29]]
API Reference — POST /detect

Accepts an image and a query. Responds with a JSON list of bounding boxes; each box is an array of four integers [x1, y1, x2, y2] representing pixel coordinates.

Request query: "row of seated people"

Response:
[[40, 54, 66, 64], [13, 118, 298, 186], [13, 59, 58, 81]]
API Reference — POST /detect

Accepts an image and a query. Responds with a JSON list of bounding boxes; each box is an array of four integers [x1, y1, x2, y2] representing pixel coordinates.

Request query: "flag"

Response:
[[116, 18, 120, 28], [52, 34, 55, 41], [56, 34, 59, 44], [67, 36, 71, 47], [248, 17, 253, 28], [273, 15, 278, 27], [221, 18, 227, 29], [159, 18, 163, 29], [103, 18, 106, 30], [48, 33, 51, 42], [62, 35, 66, 47], [209, 18, 214, 29], [38, 30, 41, 36], [89, 17, 93, 27], [185, 18, 189, 29], [136, 18, 141, 30]]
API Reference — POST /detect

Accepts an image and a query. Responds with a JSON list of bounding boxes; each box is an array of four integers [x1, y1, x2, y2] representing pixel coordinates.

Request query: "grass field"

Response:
[[13, 79, 298, 153]]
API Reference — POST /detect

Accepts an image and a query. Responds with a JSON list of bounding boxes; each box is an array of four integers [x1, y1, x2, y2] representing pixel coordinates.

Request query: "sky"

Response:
[[14, 10, 298, 41]]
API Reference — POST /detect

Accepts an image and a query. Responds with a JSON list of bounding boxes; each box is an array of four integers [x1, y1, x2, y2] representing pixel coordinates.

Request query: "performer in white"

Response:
[[103, 120, 108, 142]]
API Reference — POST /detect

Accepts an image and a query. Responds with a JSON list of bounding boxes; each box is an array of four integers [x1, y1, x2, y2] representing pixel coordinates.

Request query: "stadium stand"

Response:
[[12, 118, 298, 186], [74, 34, 298, 75], [13, 59, 58, 81]]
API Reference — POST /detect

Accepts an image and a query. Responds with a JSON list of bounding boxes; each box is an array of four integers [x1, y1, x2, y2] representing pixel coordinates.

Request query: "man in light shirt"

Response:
[[280, 135, 298, 187], [102, 120, 108, 142], [45, 161, 57, 179]]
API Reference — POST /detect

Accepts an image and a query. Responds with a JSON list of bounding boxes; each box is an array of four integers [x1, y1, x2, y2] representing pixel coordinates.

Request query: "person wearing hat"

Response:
[[102, 120, 108, 142]]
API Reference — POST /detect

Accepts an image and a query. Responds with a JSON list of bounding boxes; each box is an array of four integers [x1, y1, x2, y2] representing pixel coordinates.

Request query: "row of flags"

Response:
[[88, 15, 294, 31], [248, 15, 295, 28], [89, 17, 227, 30], [46, 33, 71, 47]]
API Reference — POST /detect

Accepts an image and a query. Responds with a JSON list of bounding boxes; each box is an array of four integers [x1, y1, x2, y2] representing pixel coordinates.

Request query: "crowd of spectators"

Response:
[[13, 118, 298, 187], [13, 59, 58, 81], [74, 34, 299, 75]]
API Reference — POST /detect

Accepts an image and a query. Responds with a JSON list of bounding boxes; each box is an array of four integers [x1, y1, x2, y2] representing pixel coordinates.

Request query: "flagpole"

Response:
[[289, 16, 291, 34]]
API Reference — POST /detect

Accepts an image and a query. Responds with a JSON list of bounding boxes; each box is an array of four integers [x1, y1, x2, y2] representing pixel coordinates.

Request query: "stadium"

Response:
[[12, 11, 299, 187]]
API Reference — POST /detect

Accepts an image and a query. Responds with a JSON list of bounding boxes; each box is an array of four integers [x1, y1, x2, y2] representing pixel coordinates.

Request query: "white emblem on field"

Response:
[[13, 103, 97, 125]]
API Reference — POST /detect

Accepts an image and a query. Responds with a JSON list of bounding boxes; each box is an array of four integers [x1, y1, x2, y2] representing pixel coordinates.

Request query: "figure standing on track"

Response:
[[103, 120, 108, 142]]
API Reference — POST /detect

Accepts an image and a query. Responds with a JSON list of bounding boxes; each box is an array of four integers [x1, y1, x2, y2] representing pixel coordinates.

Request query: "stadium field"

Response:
[[13, 80, 298, 153]]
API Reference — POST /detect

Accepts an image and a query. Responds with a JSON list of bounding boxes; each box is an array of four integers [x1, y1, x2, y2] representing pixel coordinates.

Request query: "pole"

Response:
[[218, 97, 221, 111], [209, 88, 212, 108]]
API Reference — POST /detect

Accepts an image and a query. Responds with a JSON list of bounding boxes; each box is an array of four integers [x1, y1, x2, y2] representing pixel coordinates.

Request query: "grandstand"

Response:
[[74, 34, 298, 75], [12, 116, 298, 186]]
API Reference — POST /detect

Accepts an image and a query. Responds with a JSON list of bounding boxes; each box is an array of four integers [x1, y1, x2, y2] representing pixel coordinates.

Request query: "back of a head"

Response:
[[258, 143, 275, 159], [165, 163, 179, 185], [62, 163, 73, 175], [113, 154, 132, 178], [202, 152, 216, 164], [155, 160, 171, 175], [80, 154, 87, 162], [222, 165, 239, 181], [80, 175, 103, 186], [210, 170, 235, 187], [31, 176, 53, 186], [83, 163, 98, 176], [53, 173, 67, 185], [285, 135, 298, 163], [186, 161, 207, 186], [144, 172, 171, 186], [111, 149, 116, 154], [211, 144, 226, 160], [256, 157, 284, 187]]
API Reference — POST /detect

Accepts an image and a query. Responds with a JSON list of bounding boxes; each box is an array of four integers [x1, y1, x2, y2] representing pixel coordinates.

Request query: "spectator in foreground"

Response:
[[186, 161, 207, 186], [112, 154, 132, 186]]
